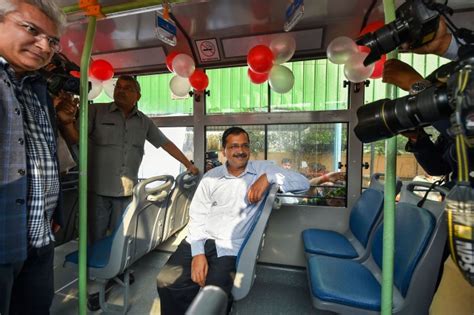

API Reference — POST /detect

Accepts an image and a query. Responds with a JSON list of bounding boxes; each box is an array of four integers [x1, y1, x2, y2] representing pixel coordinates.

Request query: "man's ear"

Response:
[[137, 92, 141, 101]]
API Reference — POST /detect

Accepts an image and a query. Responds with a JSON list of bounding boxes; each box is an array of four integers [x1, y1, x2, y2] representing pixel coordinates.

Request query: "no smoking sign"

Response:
[[196, 39, 220, 62]]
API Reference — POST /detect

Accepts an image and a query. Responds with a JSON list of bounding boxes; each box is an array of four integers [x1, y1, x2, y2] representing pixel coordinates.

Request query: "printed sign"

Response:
[[196, 39, 220, 62]]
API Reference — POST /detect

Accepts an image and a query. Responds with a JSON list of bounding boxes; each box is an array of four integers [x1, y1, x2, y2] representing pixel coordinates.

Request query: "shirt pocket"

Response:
[[93, 122, 121, 145]]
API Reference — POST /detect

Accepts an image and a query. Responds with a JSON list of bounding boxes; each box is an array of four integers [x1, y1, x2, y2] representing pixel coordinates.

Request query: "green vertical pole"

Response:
[[78, 16, 96, 315], [381, 0, 398, 314]]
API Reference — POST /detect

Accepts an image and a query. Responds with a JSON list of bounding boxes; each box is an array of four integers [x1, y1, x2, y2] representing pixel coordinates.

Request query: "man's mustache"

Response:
[[233, 153, 248, 158]]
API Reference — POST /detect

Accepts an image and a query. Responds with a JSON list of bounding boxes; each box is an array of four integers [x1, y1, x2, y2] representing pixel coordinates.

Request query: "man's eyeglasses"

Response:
[[227, 143, 250, 151], [115, 85, 138, 93], [7, 15, 61, 53]]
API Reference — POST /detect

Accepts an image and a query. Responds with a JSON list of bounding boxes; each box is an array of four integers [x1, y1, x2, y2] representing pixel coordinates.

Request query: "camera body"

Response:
[[205, 151, 222, 172], [41, 54, 86, 96], [357, 0, 439, 66]]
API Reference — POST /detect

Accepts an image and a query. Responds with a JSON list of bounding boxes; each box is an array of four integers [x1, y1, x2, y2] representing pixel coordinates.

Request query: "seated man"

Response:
[[156, 127, 309, 315]]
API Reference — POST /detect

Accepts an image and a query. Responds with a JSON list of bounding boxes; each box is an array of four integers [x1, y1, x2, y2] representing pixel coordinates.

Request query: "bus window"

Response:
[[138, 126, 194, 179], [205, 124, 348, 207]]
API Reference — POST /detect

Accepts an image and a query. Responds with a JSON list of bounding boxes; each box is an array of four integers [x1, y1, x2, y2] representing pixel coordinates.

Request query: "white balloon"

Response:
[[270, 35, 296, 64], [327, 36, 358, 65], [268, 64, 295, 94], [169, 75, 191, 97], [88, 79, 103, 100], [102, 78, 117, 99], [172, 54, 195, 78], [343, 51, 375, 82]]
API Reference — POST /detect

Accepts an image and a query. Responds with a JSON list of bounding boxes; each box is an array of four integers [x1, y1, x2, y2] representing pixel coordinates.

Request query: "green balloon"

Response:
[[269, 65, 294, 94]]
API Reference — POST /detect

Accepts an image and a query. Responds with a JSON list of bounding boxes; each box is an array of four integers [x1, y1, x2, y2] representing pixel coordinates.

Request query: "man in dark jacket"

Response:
[[0, 1, 67, 314]]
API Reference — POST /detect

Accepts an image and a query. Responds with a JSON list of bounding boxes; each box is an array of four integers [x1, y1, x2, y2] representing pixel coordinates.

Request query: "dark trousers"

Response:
[[88, 193, 132, 243], [0, 243, 55, 315], [156, 239, 236, 315]]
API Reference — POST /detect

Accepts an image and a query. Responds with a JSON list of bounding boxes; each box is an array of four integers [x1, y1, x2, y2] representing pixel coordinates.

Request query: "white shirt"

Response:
[[186, 160, 310, 257]]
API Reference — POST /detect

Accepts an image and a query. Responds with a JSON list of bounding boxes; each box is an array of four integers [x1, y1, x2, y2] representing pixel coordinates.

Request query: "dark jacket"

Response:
[[0, 67, 63, 264]]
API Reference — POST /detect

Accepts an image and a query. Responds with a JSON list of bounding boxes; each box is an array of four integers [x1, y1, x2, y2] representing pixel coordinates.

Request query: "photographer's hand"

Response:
[[55, 91, 78, 126], [402, 17, 452, 57], [382, 59, 423, 91]]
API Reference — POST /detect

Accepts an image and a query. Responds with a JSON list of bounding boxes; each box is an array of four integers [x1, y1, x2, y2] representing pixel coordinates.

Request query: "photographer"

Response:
[[382, 18, 473, 187]]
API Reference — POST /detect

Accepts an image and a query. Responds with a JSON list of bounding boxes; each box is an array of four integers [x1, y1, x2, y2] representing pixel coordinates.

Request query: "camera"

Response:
[[354, 53, 474, 143], [205, 151, 222, 172], [40, 53, 89, 96], [356, 0, 439, 66]]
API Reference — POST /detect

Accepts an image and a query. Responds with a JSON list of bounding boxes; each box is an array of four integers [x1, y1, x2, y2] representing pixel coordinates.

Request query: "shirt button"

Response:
[[18, 169, 26, 176], [18, 138, 24, 145], [16, 199, 25, 205], [14, 108, 20, 115]]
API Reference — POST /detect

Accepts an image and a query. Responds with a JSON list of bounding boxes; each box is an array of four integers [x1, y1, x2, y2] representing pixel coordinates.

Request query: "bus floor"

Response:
[[50, 240, 473, 315]]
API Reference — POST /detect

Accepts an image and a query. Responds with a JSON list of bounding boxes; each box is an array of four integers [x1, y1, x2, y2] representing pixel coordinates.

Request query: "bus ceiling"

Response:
[[58, 0, 474, 75]]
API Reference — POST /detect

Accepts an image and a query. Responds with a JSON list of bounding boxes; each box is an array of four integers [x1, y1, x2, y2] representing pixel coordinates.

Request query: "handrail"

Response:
[[78, 15, 96, 315], [381, 0, 398, 314]]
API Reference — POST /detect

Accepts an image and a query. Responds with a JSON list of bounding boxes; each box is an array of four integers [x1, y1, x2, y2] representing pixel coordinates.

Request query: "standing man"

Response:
[[156, 127, 309, 315], [60, 75, 199, 243], [0, 0, 67, 314]]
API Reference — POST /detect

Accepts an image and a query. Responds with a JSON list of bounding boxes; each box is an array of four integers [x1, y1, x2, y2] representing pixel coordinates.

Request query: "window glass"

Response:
[[137, 73, 193, 116], [206, 66, 268, 114], [205, 124, 347, 207], [267, 124, 347, 207], [138, 126, 194, 179], [270, 60, 348, 112]]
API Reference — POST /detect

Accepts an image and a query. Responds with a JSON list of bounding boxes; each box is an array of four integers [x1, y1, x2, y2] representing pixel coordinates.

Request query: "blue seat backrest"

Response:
[[349, 188, 384, 247], [371, 203, 435, 296]]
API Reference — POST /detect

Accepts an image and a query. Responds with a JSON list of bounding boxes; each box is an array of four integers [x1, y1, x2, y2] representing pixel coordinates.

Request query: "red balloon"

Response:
[[247, 68, 269, 84], [166, 51, 180, 72], [89, 59, 114, 81], [247, 45, 274, 74], [370, 54, 387, 79], [360, 21, 385, 36], [189, 69, 209, 91]]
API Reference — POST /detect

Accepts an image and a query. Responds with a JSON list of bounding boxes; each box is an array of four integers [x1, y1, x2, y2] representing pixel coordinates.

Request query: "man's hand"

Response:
[[191, 254, 208, 287], [55, 91, 78, 126], [382, 59, 423, 91], [247, 174, 270, 204], [187, 164, 199, 175], [402, 17, 452, 57]]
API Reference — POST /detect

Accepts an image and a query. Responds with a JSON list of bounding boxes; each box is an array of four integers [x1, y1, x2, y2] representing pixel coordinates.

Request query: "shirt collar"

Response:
[[109, 102, 139, 116], [0, 56, 40, 88], [222, 160, 257, 178]]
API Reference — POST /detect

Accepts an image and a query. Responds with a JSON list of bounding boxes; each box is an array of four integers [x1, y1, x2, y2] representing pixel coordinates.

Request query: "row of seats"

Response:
[[65, 171, 200, 313], [302, 175, 449, 314]]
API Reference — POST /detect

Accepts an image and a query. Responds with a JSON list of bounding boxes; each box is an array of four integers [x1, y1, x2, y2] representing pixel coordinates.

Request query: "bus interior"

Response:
[[44, 0, 474, 314]]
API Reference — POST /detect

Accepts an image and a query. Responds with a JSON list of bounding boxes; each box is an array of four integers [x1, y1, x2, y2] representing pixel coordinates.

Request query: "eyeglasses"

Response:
[[115, 84, 138, 93], [227, 143, 250, 151], [7, 15, 61, 53]]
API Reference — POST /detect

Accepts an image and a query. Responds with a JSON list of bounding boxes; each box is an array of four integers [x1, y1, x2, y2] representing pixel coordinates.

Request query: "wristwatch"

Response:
[[409, 80, 432, 95]]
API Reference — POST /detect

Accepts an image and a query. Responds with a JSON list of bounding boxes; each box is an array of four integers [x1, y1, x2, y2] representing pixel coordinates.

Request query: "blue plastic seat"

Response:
[[307, 202, 444, 314], [302, 188, 384, 260]]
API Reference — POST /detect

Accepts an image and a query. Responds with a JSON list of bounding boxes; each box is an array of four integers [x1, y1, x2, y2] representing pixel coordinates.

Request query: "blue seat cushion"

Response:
[[308, 255, 381, 311], [302, 229, 358, 259], [64, 234, 114, 269]]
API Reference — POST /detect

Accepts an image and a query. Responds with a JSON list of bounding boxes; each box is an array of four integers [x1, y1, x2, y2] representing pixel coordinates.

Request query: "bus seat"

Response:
[[232, 185, 279, 301], [307, 201, 446, 315], [64, 175, 174, 313], [399, 181, 449, 217], [301, 173, 402, 261], [161, 172, 200, 243], [302, 188, 384, 260]]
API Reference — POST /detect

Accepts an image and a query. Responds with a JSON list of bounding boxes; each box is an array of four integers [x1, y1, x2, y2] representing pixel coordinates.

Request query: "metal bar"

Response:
[[62, 0, 188, 16], [381, 0, 398, 314], [78, 16, 97, 315]]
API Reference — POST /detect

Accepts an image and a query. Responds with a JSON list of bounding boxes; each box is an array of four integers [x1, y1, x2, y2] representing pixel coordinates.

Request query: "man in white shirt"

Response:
[[156, 127, 309, 315]]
